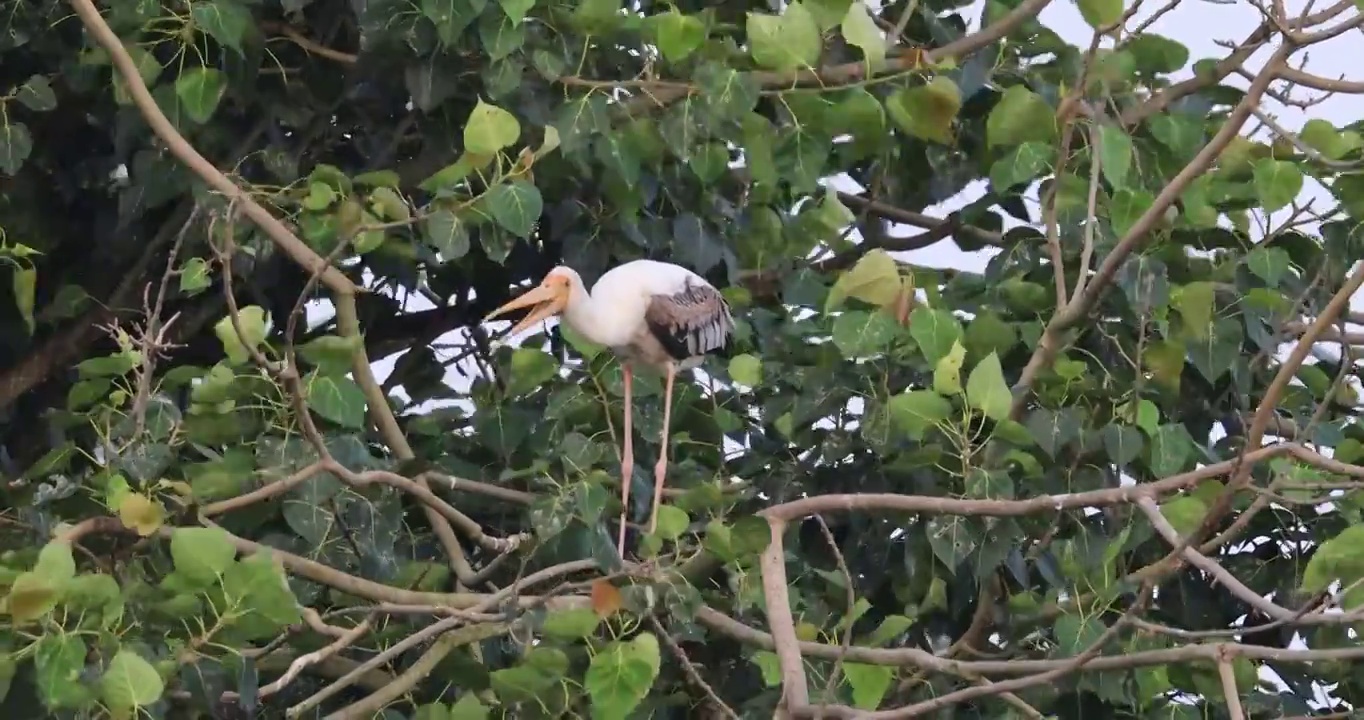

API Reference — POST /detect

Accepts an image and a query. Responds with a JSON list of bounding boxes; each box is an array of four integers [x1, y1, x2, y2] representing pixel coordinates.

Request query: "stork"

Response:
[[483, 260, 735, 555]]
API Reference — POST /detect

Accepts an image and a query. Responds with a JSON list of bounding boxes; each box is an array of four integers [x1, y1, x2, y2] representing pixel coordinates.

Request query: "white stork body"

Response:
[[484, 259, 734, 555]]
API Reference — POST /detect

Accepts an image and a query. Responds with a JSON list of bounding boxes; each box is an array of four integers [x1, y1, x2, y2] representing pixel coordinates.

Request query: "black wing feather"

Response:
[[644, 279, 734, 361]]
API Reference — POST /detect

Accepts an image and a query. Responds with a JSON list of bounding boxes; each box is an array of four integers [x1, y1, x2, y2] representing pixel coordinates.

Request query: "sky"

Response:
[[294, 0, 1364, 708]]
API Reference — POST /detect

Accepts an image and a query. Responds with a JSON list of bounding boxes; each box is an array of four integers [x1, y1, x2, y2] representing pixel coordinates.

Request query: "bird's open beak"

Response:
[[483, 283, 568, 338]]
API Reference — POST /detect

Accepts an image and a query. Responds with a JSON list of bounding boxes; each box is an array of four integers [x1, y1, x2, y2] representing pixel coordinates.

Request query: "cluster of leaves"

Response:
[[3, 0, 1364, 717]]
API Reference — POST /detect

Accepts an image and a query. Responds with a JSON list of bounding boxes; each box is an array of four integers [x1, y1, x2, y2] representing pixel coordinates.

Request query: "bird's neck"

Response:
[[563, 281, 633, 347]]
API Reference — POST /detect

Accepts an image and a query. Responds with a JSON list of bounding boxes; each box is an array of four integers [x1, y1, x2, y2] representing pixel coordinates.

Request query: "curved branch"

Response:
[[1011, 45, 1291, 409], [694, 607, 1364, 672], [758, 517, 807, 714], [758, 442, 1358, 523], [67, 0, 353, 295]]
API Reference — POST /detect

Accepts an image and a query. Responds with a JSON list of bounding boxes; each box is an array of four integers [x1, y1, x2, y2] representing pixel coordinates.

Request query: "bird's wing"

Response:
[[644, 279, 734, 359]]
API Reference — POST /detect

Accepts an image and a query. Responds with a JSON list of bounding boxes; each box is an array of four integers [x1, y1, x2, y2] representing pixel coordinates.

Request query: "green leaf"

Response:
[[111, 46, 163, 106], [1300, 119, 1358, 160], [888, 390, 952, 439], [989, 141, 1053, 189], [987, 85, 1056, 147], [1252, 159, 1303, 213], [1101, 423, 1143, 466], [1149, 113, 1205, 160], [925, 516, 976, 568], [909, 307, 964, 364], [1159, 495, 1208, 538], [35, 540, 76, 584], [191, 0, 254, 55], [1126, 34, 1188, 74], [1097, 123, 1133, 188], [965, 352, 1012, 421], [420, 0, 483, 44], [750, 650, 781, 686], [213, 305, 269, 365], [826, 248, 902, 311], [840, 1, 885, 71], [0, 122, 32, 176], [650, 10, 705, 62], [1076, 0, 1124, 29], [886, 77, 961, 145], [541, 608, 602, 640], [170, 527, 237, 585], [843, 662, 893, 709], [481, 179, 542, 238], [1054, 613, 1107, 655], [221, 551, 304, 639], [934, 340, 966, 396], [653, 505, 690, 540], [34, 635, 88, 708], [1187, 318, 1242, 383], [305, 372, 368, 428], [179, 258, 212, 295], [490, 663, 555, 702], [464, 99, 522, 155], [1173, 281, 1214, 338], [728, 353, 763, 386], [832, 310, 901, 358], [422, 210, 471, 260], [100, 650, 164, 711], [964, 313, 1017, 359], [1245, 246, 1291, 287], [1110, 188, 1153, 238], [569, 0, 622, 34], [420, 153, 492, 192], [498, 0, 535, 23], [1301, 525, 1364, 593], [298, 334, 361, 376], [12, 266, 35, 334], [747, 2, 822, 72], [16, 75, 57, 112], [174, 67, 227, 123], [506, 348, 559, 397], [480, 9, 527, 58], [449, 695, 491, 720], [584, 634, 662, 720], [864, 614, 915, 646]]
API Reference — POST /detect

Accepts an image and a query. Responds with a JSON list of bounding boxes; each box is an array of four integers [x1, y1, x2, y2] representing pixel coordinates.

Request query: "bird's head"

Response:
[[483, 266, 579, 337]]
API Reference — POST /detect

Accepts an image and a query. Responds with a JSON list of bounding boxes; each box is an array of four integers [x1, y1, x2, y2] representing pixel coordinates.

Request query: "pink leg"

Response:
[[649, 363, 676, 535], [617, 363, 634, 556]]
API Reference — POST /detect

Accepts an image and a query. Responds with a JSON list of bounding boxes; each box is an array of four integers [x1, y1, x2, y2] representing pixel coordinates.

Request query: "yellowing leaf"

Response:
[[6, 572, 60, 623], [934, 340, 966, 396], [591, 579, 623, 617], [728, 353, 763, 387], [118, 494, 165, 537], [886, 77, 962, 145], [213, 305, 270, 365], [464, 99, 522, 155], [826, 249, 902, 312], [840, 1, 885, 71]]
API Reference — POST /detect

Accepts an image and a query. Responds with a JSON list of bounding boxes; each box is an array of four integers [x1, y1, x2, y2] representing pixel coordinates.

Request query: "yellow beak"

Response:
[[483, 284, 568, 338]]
